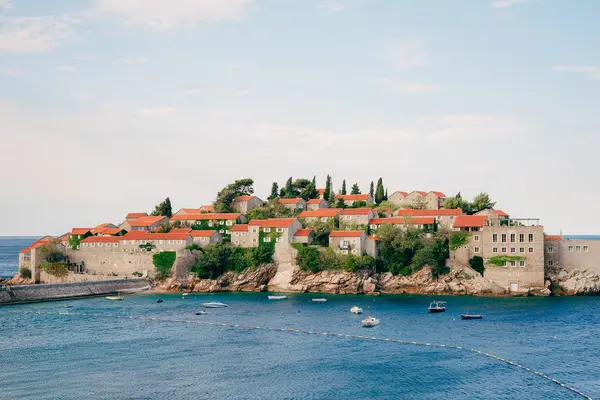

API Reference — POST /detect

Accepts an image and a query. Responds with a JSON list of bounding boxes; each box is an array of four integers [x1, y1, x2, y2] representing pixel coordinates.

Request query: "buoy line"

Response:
[[10, 310, 593, 399]]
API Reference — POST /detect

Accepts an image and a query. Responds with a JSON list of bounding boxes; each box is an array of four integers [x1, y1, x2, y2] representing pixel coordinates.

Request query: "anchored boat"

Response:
[[350, 306, 363, 314], [202, 302, 227, 308], [312, 298, 327, 302], [428, 300, 447, 313], [362, 316, 380, 327], [268, 295, 287, 300], [461, 308, 483, 320], [106, 291, 123, 301]]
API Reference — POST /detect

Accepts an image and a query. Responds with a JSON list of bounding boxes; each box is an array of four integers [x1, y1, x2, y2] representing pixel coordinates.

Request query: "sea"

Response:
[[1, 237, 600, 399]]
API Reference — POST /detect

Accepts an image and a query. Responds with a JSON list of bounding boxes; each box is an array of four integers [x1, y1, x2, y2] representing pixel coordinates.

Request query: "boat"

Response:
[[428, 300, 447, 313], [362, 316, 380, 327], [106, 291, 123, 301], [312, 298, 327, 302], [461, 307, 483, 320], [202, 302, 227, 308], [195, 310, 207, 315], [268, 295, 287, 300], [156, 299, 164, 303], [350, 306, 363, 314], [182, 293, 189, 299]]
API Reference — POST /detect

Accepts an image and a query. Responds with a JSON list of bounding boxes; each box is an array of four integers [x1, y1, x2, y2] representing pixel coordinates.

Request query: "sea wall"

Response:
[[0, 278, 151, 305]]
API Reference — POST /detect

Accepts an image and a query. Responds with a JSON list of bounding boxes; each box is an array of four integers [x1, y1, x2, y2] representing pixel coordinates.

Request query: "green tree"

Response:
[[39, 243, 67, 263], [283, 177, 296, 198], [411, 196, 428, 210], [214, 178, 254, 212], [384, 189, 388, 201], [369, 181, 375, 198], [193, 244, 232, 279], [295, 178, 317, 200], [151, 197, 172, 218], [351, 183, 361, 195], [335, 197, 346, 209], [246, 199, 292, 221], [469, 256, 485, 275], [323, 175, 332, 201], [296, 246, 321, 273], [375, 177, 385, 204], [153, 251, 176, 280], [444, 192, 471, 214], [328, 190, 336, 205], [471, 192, 496, 214], [268, 182, 279, 200], [375, 200, 400, 216], [302, 219, 335, 246], [341, 180, 347, 195]]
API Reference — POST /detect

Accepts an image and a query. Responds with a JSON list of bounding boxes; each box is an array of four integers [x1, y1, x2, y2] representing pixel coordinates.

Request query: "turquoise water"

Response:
[[0, 237, 38, 278], [2, 293, 599, 399]]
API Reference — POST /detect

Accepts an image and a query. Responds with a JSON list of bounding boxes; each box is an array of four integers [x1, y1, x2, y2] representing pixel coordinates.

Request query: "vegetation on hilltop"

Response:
[[153, 251, 176, 280], [151, 197, 173, 218], [39, 242, 69, 277], [246, 199, 293, 220], [444, 192, 496, 215], [214, 178, 254, 212], [296, 246, 375, 274]]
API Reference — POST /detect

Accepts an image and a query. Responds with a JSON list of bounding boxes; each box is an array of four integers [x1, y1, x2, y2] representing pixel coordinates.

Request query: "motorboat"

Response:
[[202, 302, 227, 308], [428, 300, 447, 313], [268, 295, 287, 300], [106, 291, 123, 301], [362, 316, 380, 327], [350, 306, 363, 314], [312, 298, 327, 302], [182, 293, 189, 299], [156, 299, 164, 303], [195, 310, 207, 315]]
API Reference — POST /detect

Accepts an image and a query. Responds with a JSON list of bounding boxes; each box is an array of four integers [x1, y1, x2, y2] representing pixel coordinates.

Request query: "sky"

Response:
[[1, 0, 599, 236]]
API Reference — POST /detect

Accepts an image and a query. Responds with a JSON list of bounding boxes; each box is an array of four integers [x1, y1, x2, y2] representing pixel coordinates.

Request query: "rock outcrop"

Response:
[[546, 267, 600, 295]]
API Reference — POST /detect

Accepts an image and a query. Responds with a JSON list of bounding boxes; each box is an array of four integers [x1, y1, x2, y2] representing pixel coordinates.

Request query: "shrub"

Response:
[[132, 271, 142, 277], [19, 267, 32, 279], [153, 251, 177, 280], [469, 256, 485, 275], [185, 243, 202, 251], [297, 246, 321, 273], [41, 262, 68, 277], [449, 231, 469, 251]]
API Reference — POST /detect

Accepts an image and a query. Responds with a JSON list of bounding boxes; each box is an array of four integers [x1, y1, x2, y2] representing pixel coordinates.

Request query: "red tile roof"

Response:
[[336, 194, 370, 201], [176, 208, 202, 215], [278, 198, 304, 204], [307, 199, 323, 204], [249, 218, 298, 228], [493, 210, 509, 217], [294, 229, 313, 237], [170, 213, 241, 221], [71, 228, 93, 235], [545, 235, 563, 241], [30, 241, 51, 249], [234, 195, 255, 202], [19, 247, 30, 254], [340, 208, 373, 216], [232, 224, 249, 232], [81, 236, 121, 243], [395, 209, 462, 217], [329, 231, 365, 238], [429, 191, 447, 198], [190, 230, 218, 238], [126, 212, 147, 220], [394, 191, 409, 197], [170, 228, 192, 234], [128, 216, 167, 227], [96, 228, 122, 235], [317, 188, 326, 195], [453, 215, 489, 228], [94, 223, 116, 230], [298, 209, 342, 218], [121, 231, 189, 241], [370, 217, 435, 225], [414, 191, 427, 196], [367, 236, 381, 241], [56, 233, 70, 242], [200, 205, 214, 212]]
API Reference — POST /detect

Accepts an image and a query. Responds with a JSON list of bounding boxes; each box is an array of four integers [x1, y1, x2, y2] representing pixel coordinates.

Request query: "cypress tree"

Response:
[[341, 180, 347, 195], [375, 178, 385, 204], [323, 175, 331, 201], [384, 189, 388, 201], [369, 181, 374, 198], [269, 182, 279, 200], [284, 177, 294, 198]]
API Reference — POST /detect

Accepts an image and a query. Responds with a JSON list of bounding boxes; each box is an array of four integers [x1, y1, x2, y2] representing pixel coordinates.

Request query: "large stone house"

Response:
[[369, 217, 436, 234], [475, 209, 510, 226], [388, 191, 447, 209], [278, 198, 307, 213], [231, 195, 263, 214], [307, 199, 328, 210], [125, 212, 147, 221], [200, 205, 215, 213], [339, 208, 376, 229], [231, 218, 302, 248], [121, 216, 169, 232], [388, 191, 409, 206], [452, 215, 489, 232], [329, 231, 377, 258], [169, 213, 247, 232], [425, 191, 447, 209], [298, 208, 342, 223], [394, 208, 462, 228], [190, 230, 222, 246], [544, 235, 600, 274], [293, 229, 314, 244], [231, 224, 254, 247], [336, 194, 374, 207]]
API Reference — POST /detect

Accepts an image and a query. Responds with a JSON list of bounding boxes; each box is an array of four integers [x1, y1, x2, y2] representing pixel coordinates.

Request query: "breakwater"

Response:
[[0, 278, 151, 305]]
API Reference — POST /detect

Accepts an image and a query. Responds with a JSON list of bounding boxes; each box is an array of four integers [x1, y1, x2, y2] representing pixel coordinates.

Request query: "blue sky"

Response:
[[1, 0, 599, 236]]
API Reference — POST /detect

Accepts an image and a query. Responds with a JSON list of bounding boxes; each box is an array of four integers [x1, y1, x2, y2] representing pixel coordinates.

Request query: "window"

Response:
[[370, 225, 377, 230], [510, 234, 515, 243], [547, 246, 553, 253], [208, 221, 213, 227], [511, 248, 516, 253], [474, 247, 480, 253], [351, 249, 359, 255], [276, 237, 283, 243], [519, 234, 525, 243], [501, 234, 507, 243], [520, 248, 525, 253], [263, 237, 271, 243], [493, 247, 498, 253], [341, 249, 349, 255], [276, 228, 284, 233], [568, 246, 573, 252], [91, 243, 96, 247], [493, 234, 498, 243], [501, 248, 507, 253], [235, 241, 239, 245], [519, 261, 526, 267], [321, 217, 328, 222], [252, 229, 258, 233], [528, 234, 534, 243], [226, 221, 233, 226], [547, 260, 554, 267], [528, 248, 534, 253], [510, 261, 516, 266], [576, 246, 581, 252], [584, 246, 589, 252], [252, 239, 257, 243], [474, 235, 480, 242], [241, 232, 247, 236], [264, 228, 271, 233], [345, 216, 351, 220], [341, 240, 350, 248]]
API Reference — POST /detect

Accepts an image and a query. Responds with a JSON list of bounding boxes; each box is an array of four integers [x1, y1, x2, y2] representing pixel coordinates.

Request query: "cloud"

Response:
[[94, 0, 255, 30], [0, 0, 12, 10], [139, 106, 177, 116], [56, 65, 76, 72], [318, 2, 346, 12], [0, 15, 78, 53], [373, 77, 440, 94], [491, 0, 529, 8], [551, 65, 600, 80], [115, 57, 147, 65], [386, 40, 428, 70]]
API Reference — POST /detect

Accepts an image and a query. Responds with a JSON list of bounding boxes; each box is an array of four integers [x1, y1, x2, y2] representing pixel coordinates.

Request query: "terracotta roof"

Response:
[[170, 213, 241, 221], [278, 198, 304, 204], [30, 241, 51, 249], [294, 229, 313, 237], [234, 195, 255, 202], [81, 236, 121, 243], [71, 228, 93, 235], [370, 217, 435, 225], [249, 218, 298, 228], [200, 205, 214, 212], [232, 224, 249, 232], [317, 188, 326, 194], [298, 209, 342, 218], [329, 231, 365, 238], [126, 213, 147, 220], [128, 216, 167, 227], [493, 210, 509, 217], [307, 199, 323, 204], [190, 230, 218, 237], [395, 209, 462, 217], [19, 247, 30, 254], [413, 191, 427, 196], [393, 191, 409, 198], [340, 208, 373, 216], [175, 208, 201, 215], [121, 231, 189, 241], [94, 223, 116, 230], [367, 236, 381, 241], [429, 191, 447, 198], [545, 235, 563, 241], [56, 233, 69, 242], [170, 228, 192, 234], [336, 194, 370, 201], [453, 215, 489, 228], [96, 228, 122, 235]]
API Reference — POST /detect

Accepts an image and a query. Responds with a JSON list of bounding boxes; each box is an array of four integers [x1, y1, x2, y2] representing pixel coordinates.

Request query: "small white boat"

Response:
[[202, 302, 227, 308], [351, 306, 363, 314], [268, 295, 287, 300], [312, 298, 327, 302], [182, 293, 189, 299], [362, 316, 380, 327], [106, 291, 122, 301], [195, 310, 207, 315], [428, 300, 447, 313]]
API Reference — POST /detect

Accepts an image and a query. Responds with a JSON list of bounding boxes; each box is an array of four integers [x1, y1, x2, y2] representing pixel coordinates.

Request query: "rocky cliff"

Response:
[[546, 266, 600, 295]]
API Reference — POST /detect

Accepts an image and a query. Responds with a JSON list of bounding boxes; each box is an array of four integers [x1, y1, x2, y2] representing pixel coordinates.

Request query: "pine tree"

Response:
[[341, 180, 347, 195], [284, 177, 294, 198], [151, 197, 172, 217], [323, 175, 331, 201], [351, 183, 361, 195], [375, 178, 385, 204], [269, 182, 279, 200], [384, 189, 388, 201], [369, 181, 374, 198]]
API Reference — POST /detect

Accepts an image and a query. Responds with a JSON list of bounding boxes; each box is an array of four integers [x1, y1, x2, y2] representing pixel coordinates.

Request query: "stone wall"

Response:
[[0, 279, 151, 305]]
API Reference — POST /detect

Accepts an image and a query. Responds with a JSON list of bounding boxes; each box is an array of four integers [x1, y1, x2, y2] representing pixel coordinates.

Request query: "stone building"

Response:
[[339, 208, 376, 229], [328, 231, 377, 258], [231, 196, 263, 214], [307, 199, 328, 210]]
